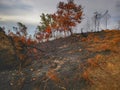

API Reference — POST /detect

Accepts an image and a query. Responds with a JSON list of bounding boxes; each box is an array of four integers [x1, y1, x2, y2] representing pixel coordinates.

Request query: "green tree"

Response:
[[17, 22, 27, 36], [36, 13, 54, 41], [37, 13, 53, 32]]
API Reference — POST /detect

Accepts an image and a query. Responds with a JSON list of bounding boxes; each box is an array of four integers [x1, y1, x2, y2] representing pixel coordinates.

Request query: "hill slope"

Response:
[[0, 30, 19, 71], [0, 30, 120, 90]]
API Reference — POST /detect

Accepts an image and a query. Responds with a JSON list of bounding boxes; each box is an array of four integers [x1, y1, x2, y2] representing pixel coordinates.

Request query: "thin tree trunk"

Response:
[[69, 29, 73, 35]]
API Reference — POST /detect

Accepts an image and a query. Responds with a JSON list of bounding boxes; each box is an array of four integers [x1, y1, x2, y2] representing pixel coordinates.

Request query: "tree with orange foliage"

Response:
[[7, 23, 42, 71], [9, 37, 31, 71], [51, 0, 83, 35]]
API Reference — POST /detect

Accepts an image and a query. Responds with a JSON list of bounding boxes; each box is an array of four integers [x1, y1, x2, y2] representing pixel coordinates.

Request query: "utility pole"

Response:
[[92, 10, 110, 32], [102, 10, 111, 29], [93, 11, 101, 32], [118, 21, 120, 30]]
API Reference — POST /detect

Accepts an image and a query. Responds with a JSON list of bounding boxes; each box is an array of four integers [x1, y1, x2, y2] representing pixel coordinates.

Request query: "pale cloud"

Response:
[[0, 0, 119, 21], [76, 0, 118, 17], [0, 0, 33, 15], [0, 0, 119, 34], [1, 14, 39, 25], [0, 0, 15, 6], [0, 0, 61, 26]]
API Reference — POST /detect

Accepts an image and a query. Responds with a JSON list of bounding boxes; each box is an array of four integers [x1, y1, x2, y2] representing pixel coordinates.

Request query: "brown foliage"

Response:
[[46, 70, 61, 83], [7, 29, 37, 71], [51, 0, 83, 35]]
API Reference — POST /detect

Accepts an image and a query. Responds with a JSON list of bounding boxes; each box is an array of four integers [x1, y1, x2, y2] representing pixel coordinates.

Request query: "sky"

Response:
[[0, 0, 120, 35]]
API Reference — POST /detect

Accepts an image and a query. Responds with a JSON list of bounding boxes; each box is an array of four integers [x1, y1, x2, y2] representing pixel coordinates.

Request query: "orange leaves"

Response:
[[57, 10, 63, 15], [46, 70, 60, 83], [7, 29, 37, 70], [26, 38, 36, 46], [82, 69, 89, 80], [33, 48, 37, 53], [27, 39, 32, 45], [51, 22, 57, 29], [58, 2, 64, 9], [87, 58, 98, 67], [13, 36, 26, 46], [45, 26, 51, 34], [51, 0, 83, 35], [13, 35, 36, 46], [37, 0, 83, 39], [70, 22, 76, 26], [20, 36, 26, 43]]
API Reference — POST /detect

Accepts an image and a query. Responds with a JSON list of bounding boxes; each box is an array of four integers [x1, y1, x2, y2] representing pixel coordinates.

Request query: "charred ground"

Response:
[[0, 30, 120, 90]]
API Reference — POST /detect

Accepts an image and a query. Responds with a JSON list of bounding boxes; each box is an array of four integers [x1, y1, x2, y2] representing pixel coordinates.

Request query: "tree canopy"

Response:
[[51, 0, 83, 34], [36, 0, 83, 42]]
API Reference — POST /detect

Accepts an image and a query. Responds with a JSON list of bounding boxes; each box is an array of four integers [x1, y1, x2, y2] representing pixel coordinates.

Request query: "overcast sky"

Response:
[[0, 0, 120, 34]]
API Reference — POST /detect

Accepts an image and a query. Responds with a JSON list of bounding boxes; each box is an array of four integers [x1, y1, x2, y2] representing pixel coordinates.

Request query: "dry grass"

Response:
[[83, 54, 120, 90], [81, 30, 120, 90], [0, 29, 120, 90]]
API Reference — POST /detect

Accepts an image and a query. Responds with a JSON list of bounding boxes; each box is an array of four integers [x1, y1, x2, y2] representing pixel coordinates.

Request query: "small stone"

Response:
[[79, 49, 82, 52], [37, 69, 41, 72], [12, 73, 15, 76], [30, 68, 34, 71], [32, 77, 36, 81], [10, 82, 13, 86]]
